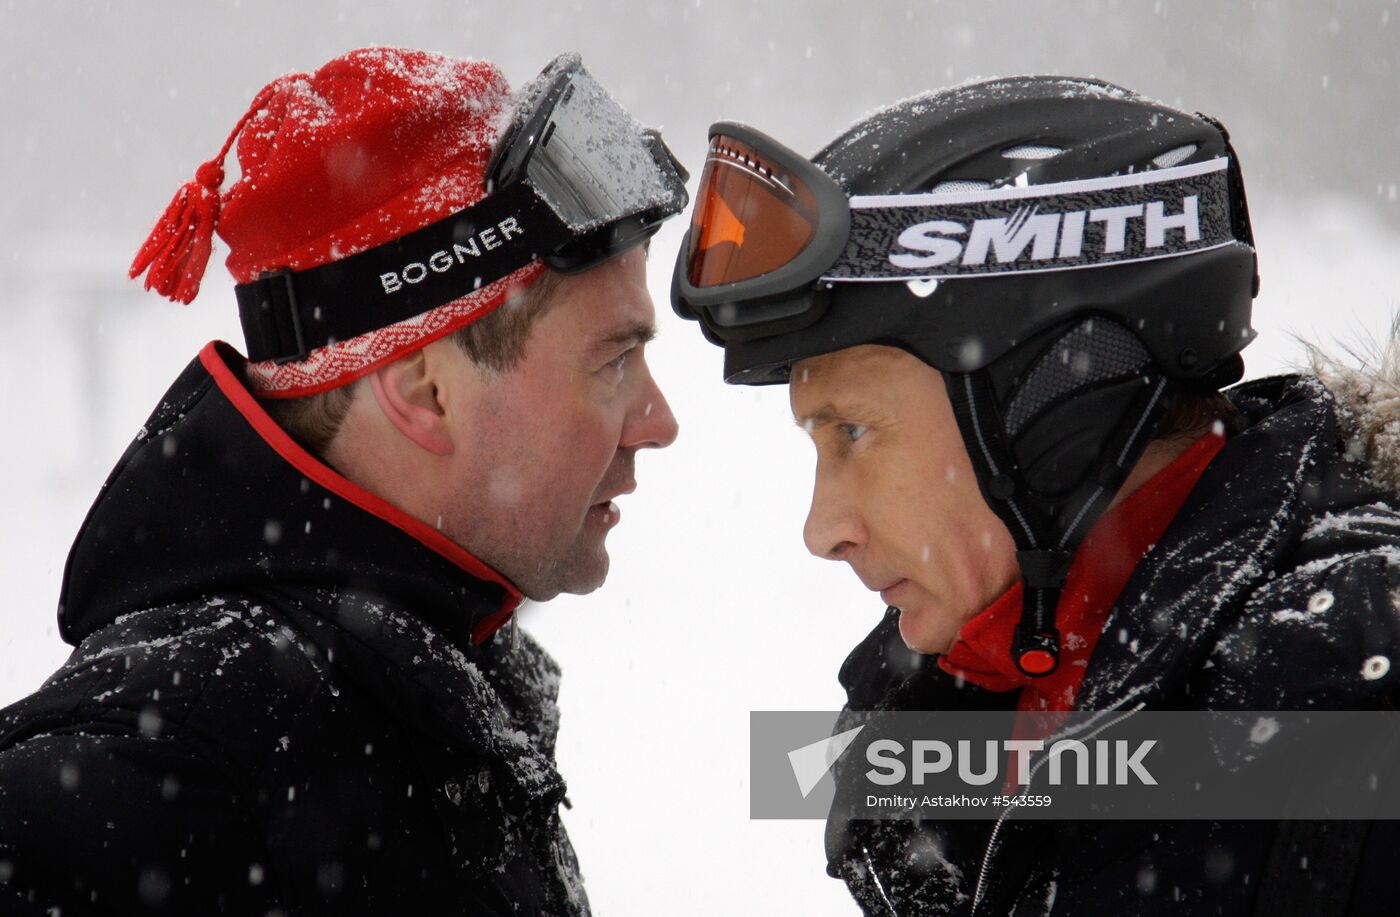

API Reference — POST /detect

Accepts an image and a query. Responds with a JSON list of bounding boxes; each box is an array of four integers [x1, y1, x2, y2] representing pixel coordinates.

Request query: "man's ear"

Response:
[[366, 348, 455, 456]]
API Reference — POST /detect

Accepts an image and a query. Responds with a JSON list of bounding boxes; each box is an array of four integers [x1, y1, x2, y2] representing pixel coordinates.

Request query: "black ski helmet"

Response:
[[673, 76, 1259, 676]]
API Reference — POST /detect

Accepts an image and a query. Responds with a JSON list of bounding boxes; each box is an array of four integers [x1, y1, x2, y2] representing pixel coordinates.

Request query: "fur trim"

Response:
[[1309, 325, 1400, 495]]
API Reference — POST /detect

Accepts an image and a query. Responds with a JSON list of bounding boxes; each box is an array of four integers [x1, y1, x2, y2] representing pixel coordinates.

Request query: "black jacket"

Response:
[[0, 343, 588, 915], [827, 374, 1400, 916]]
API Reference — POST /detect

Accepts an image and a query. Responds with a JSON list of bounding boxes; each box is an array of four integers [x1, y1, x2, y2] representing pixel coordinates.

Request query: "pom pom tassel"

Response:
[[129, 82, 277, 304], [128, 160, 225, 304]]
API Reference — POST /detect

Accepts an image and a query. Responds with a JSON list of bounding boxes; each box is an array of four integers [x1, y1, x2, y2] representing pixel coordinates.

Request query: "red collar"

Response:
[[200, 341, 523, 644], [939, 428, 1227, 711]]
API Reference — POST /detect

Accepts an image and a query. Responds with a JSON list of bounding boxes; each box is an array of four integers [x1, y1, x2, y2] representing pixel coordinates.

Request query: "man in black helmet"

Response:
[[675, 78, 1400, 915]]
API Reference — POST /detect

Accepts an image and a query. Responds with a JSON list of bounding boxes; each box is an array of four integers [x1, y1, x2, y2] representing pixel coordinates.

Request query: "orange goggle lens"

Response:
[[685, 135, 820, 289]]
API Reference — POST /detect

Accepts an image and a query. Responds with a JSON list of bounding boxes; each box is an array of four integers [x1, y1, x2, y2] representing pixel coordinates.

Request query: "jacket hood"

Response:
[[1311, 335, 1400, 499], [58, 341, 521, 648]]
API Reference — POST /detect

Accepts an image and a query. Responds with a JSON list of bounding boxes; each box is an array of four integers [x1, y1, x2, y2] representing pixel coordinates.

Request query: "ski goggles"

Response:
[[236, 53, 688, 364], [673, 121, 1236, 341], [487, 52, 689, 272]]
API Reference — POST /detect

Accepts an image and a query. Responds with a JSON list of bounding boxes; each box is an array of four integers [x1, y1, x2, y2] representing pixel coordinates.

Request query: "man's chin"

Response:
[[895, 605, 957, 656], [517, 547, 610, 602]]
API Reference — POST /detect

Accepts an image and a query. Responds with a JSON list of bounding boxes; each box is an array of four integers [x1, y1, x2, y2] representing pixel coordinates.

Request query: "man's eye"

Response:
[[841, 423, 869, 443], [599, 351, 628, 381]]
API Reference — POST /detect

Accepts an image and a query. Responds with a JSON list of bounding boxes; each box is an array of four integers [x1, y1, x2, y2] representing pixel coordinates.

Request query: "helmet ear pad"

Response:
[[986, 318, 1162, 510], [1013, 378, 1159, 501], [944, 318, 1176, 676], [957, 318, 1170, 540]]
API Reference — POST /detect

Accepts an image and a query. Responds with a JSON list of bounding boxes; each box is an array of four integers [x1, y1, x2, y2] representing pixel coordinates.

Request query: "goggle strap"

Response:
[[236, 181, 571, 364], [822, 158, 1236, 283]]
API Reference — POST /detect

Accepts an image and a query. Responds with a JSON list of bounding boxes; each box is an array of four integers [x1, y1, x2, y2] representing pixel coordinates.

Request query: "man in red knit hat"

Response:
[[0, 47, 683, 915]]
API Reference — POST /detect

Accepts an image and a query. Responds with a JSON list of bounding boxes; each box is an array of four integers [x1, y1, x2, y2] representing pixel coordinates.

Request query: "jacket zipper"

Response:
[[863, 845, 901, 916], [970, 702, 1146, 914]]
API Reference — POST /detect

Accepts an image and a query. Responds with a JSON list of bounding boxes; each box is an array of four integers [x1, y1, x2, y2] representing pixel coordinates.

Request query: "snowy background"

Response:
[[2, 1, 1398, 913]]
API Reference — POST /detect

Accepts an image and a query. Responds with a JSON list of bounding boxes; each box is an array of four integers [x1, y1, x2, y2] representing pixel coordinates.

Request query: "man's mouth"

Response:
[[589, 480, 635, 525], [878, 579, 909, 606], [588, 501, 620, 525], [596, 480, 636, 504]]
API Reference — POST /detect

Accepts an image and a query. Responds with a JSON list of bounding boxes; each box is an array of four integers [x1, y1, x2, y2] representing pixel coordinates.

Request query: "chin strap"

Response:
[[944, 319, 1173, 677]]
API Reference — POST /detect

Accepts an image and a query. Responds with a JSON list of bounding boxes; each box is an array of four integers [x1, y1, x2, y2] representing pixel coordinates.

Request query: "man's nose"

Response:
[[803, 471, 863, 560], [624, 363, 679, 450]]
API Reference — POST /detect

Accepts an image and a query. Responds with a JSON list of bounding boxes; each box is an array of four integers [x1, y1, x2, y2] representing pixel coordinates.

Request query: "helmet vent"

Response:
[[1151, 144, 1198, 169], [930, 179, 993, 193], [1001, 143, 1065, 161]]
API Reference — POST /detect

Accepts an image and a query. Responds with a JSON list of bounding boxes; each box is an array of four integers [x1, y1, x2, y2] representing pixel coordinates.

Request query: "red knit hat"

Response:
[[130, 47, 545, 398]]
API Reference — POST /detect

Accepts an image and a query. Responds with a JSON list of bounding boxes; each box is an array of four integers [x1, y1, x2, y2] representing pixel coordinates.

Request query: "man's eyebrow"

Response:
[[795, 404, 839, 431], [797, 400, 888, 431], [595, 322, 657, 349]]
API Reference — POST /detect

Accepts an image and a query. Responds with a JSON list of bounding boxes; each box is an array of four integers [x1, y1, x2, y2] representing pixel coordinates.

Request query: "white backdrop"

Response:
[[2, 2, 1398, 913]]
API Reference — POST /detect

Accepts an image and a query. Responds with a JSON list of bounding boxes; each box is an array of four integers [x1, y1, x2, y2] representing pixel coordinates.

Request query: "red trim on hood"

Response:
[[199, 341, 521, 644]]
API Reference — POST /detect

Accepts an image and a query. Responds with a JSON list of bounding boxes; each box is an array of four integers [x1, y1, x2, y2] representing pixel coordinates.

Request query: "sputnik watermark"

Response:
[[864, 737, 1157, 786], [867, 793, 1053, 810], [787, 725, 864, 799], [750, 710, 1400, 820]]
